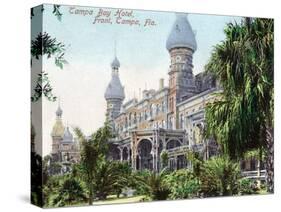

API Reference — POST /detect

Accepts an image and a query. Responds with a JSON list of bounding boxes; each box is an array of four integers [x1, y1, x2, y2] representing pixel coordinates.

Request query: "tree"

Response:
[[205, 18, 274, 192], [92, 159, 132, 200], [74, 123, 112, 205]]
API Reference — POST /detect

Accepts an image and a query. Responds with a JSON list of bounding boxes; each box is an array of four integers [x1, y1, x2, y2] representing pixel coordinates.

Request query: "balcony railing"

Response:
[[242, 170, 266, 180]]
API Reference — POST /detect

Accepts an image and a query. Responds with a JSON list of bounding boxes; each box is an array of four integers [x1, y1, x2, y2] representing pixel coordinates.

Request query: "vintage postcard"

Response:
[[31, 4, 274, 208]]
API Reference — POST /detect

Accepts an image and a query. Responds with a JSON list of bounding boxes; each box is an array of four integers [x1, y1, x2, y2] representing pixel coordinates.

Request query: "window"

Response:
[[156, 104, 159, 115], [150, 104, 153, 117], [145, 110, 148, 120], [133, 112, 137, 124], [180, 114, 184, 129], [162, 101, 165, 112]]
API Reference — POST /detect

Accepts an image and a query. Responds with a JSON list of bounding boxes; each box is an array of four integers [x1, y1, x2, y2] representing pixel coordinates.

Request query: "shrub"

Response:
[[160, 150, 168, 169], [164, 169, 200, 199], [238, 178, 259, 195], [200, 156, 240, 197], [134, 169, 170, 200]]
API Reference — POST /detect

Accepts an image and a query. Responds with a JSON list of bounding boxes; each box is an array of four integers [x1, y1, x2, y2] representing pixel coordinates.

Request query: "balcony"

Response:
[[242, 170, 266, 181]]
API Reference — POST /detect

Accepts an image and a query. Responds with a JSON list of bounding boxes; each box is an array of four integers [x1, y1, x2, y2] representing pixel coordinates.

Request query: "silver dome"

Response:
[[56, 105, 63, 117], [166, 13, 197, 51], [105, 56, 125, 100], [111, 56, 120, 69], [104, 73, 125, 100], [62, 126, 73, 143]]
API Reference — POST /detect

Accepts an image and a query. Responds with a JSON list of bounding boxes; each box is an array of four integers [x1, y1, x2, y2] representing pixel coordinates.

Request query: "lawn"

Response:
[[92, 195, 147, 205]]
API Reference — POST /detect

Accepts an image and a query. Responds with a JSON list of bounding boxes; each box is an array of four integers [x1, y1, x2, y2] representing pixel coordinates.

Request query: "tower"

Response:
[[166, 13, 197, 129], [51, 102, 64, 156], [104, 53, 125, 129]]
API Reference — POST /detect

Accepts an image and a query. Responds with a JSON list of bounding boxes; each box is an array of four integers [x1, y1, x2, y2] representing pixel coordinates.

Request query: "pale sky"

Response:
[[31, 4, 242, 155]]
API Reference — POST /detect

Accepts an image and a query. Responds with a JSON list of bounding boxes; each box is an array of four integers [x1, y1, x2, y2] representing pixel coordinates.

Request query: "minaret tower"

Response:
[[104, 46, 125, 129], [51, 100, 64, 156], [166, 13, 197, 129]]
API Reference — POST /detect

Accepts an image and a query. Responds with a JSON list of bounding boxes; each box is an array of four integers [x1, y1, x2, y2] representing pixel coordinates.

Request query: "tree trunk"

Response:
[[265, 126, 274, 193], [88, 184, 93, 205], [256, 147, 262, 188]]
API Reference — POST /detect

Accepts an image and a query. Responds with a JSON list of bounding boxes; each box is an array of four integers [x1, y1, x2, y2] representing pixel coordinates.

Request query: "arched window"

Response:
[[166, 139, 181, 150]]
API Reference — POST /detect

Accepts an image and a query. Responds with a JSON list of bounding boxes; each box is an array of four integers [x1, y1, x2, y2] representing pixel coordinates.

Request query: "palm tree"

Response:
[[205, 18, 274, 192], [52, 177, 86, 207], [136, 169, 170, 200], [200, 156, 240, 197], [74, 123, 112, 205], [93, 159, 131, 200]]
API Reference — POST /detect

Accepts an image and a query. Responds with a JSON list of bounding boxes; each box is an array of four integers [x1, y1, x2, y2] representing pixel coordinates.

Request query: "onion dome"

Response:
[[52, 104, 65, 137], [51, 119, 64, 137], [104, 56, 125, 100], [111, 56, 120, 69], [62, 126, 73, 143], [56, 105, 63, 118], [166, 13, 197, 51]]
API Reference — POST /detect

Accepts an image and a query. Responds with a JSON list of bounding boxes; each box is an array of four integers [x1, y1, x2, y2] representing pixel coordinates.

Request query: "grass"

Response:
[[92, 195, 147, 205]]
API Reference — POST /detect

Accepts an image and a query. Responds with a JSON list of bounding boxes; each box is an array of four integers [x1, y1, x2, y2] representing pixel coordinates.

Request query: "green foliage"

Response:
[[31, 32, 68, 102], [43, 175, 86, 207], [31, 32, 68, 68], [92, 159, 132, 200], [164, 169, 200, 199], [53, 5, 63, 21], [186, 150, 203, 177], [31, 152, 43, 207], [134, 169, 170, 200], [205, 18, 274, 192], [74, 123, 112, 205], [31, 71, 57, 102], [205, 18, 274, 156], [31, 5, 62, 20], [200, 156, 240, 197], [238, 178, 259, 195], [160, 150, 168, 169], [52, 177, 86, 207]]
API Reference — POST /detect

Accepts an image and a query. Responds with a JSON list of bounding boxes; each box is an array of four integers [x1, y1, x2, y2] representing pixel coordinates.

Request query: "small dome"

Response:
[[166, 13, 197, 51], [111, 57, 120, 69], [62, 126, 73, 143], [56, 105, 63, 117]]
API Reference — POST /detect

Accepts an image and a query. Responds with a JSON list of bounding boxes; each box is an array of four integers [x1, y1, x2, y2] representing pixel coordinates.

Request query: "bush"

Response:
[[160, 150, 168, 169], [134, 169, 170, 200], [200, 156, 240, 197], [238, 178, 259, 195], [164, 169, 200, 199]]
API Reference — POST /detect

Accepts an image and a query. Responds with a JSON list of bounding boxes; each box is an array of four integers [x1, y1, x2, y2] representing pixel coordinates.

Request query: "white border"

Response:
[[0, 0, 280, 211]]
